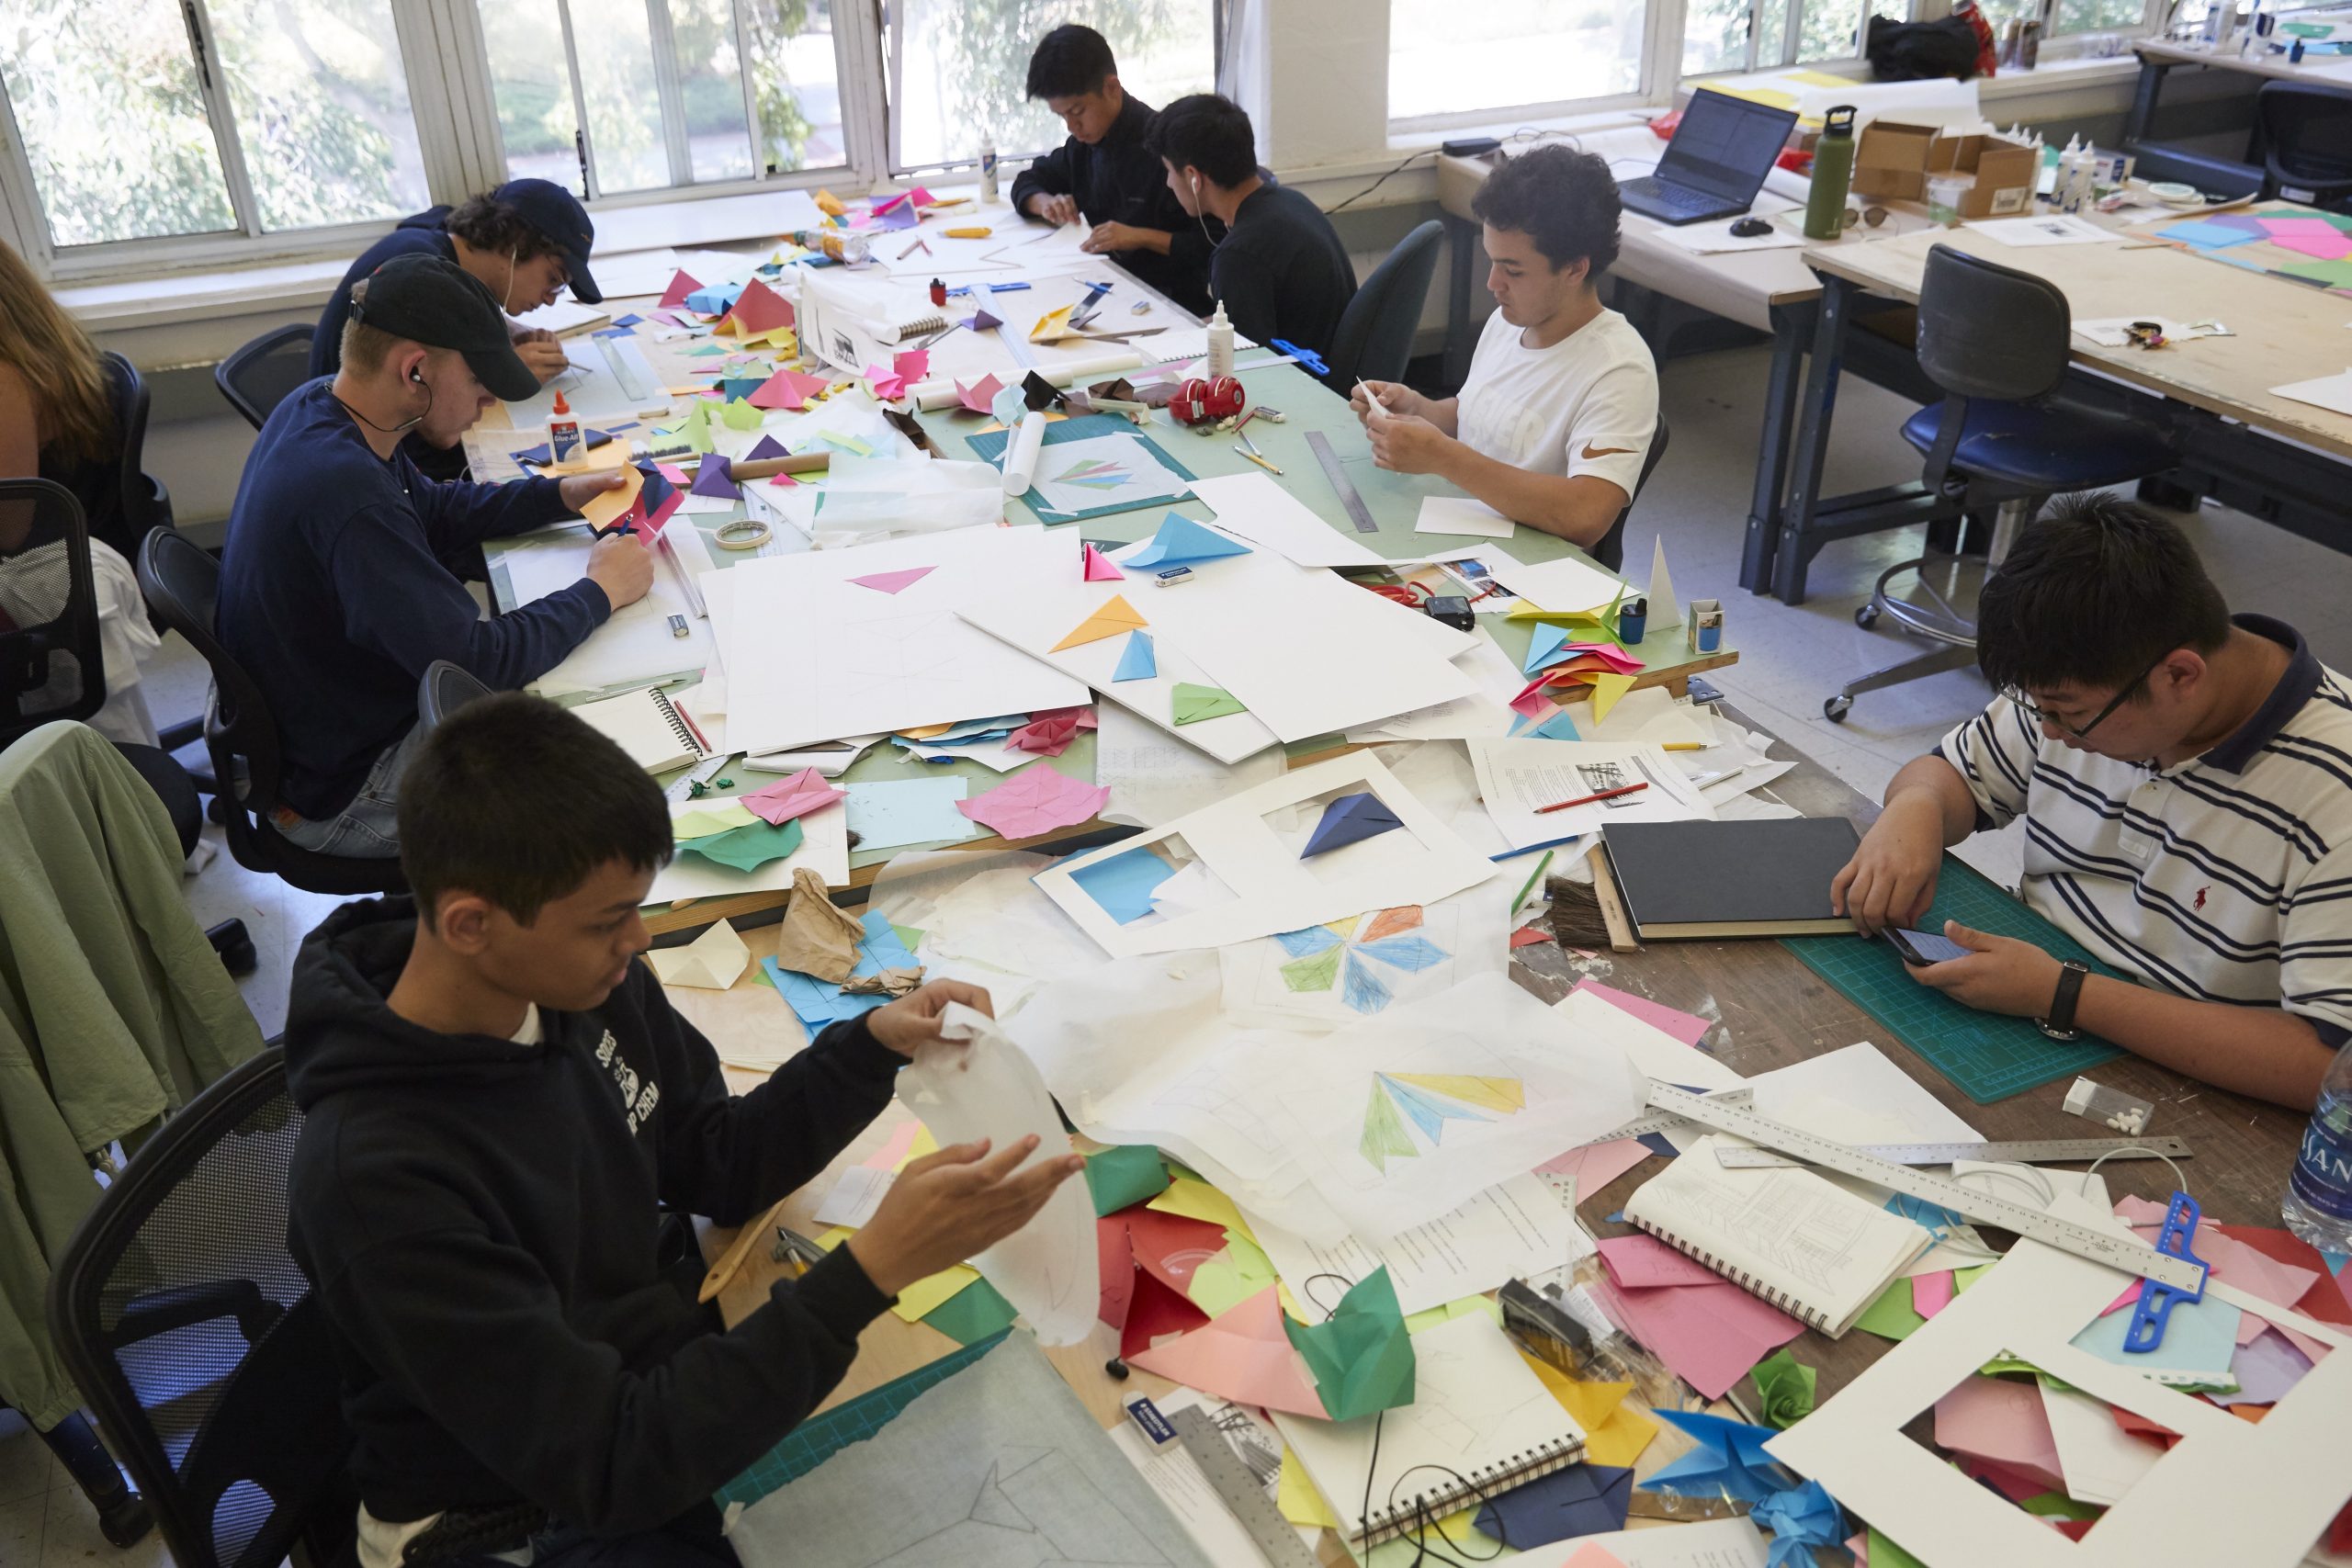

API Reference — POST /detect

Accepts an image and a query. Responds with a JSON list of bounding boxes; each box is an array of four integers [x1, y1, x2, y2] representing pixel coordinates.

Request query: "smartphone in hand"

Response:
[[1887, 927, 1970, 965]]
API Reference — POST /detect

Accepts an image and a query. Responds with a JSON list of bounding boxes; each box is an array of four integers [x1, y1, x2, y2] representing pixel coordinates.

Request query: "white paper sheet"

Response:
[[1348, 627, 1525, 744], [1469, 738, 1717, 853], [2272, 367, 2352, 418], [1215, 884, 1512, 1032], [1746, 1043, 1983, 1145], [1033, 752, 1501, 958], [1091, 700, 1287, 828], [1415, 494, 1516, 539], [726, 524, 1085, 753], [1186, 471, 1387, 569], [895, 1003, 1098, 1345], [503, 525, 714, 697], [1480, 546, 1628, 615], [1510, 1518, 1770, 1567], [647, 797, 851, 905], [582, 247, 684, 299], [812, 1165, 894, 1228], [1553, 987, 1747, 1093], [1248, 1172, 1589, 1317], [1972, 213, 2125, 246], [2041, 1381, 2165, 1506]]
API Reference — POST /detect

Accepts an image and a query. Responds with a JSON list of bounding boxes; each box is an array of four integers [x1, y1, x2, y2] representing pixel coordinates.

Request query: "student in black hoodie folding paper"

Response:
[[285, 694, 1083, 1568]]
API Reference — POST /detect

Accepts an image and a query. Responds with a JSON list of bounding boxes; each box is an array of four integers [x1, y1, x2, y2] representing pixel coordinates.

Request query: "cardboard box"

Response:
[[1928, 132, 2037, 217], [1850, 120, 1938, 202]]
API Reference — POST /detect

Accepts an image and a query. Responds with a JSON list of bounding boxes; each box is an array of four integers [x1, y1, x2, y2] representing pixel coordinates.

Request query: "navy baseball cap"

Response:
[[493, 177, 601, 303], [351, 254, 539, 401]]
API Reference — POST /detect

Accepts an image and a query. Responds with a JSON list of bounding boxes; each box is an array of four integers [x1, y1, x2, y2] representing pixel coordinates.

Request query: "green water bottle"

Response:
[[1804, 106, 1858, 241]]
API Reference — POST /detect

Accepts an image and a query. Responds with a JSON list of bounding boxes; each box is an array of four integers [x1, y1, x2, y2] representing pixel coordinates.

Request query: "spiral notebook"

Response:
[[1622, 1134, 1935, 1338], [1272, 1314, 1586, 1548], [569, 685, 712, 774]]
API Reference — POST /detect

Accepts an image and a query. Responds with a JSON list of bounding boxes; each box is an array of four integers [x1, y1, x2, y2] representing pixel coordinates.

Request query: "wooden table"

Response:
[[677, 702, 2306, 1551], [1764, 211, 2352, 604], [2123, 37, 2352, 192]]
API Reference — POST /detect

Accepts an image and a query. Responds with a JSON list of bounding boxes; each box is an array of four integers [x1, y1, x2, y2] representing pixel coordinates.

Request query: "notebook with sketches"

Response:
[[569, 685, 711, 774], [1622, 1134, 1935, 1337], [1601, 817, 1861, 939], [1272, 1314, 1586, 1547]]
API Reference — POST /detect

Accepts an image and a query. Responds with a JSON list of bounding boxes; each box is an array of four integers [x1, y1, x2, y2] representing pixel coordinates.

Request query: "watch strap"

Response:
[[2039, 960, 2089, 1040]]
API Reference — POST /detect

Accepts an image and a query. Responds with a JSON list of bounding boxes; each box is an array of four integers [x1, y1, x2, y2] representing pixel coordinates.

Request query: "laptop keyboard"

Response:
[[1622, 176, 1723, 216]]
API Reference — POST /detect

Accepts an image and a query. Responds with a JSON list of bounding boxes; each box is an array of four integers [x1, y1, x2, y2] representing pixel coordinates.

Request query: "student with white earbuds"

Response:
[[218, 255, 650, 859]]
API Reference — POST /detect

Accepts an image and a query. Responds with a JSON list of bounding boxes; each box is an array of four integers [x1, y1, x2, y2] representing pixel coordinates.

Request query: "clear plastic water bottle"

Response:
[[2282, 1037, 2352, 1251]]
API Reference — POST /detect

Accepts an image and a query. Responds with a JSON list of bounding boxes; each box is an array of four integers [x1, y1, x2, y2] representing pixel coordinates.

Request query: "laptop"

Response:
[[1618, 89, 1801, 226]]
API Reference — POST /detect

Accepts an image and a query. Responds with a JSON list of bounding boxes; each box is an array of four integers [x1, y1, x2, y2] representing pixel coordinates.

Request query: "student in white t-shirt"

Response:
[[1348, 145, 1658, 562]]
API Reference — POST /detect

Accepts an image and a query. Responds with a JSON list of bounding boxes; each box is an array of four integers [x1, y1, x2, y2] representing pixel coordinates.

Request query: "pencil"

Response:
[[1534, 781, 1646, 814], [1512, 849, 1555, 913], [1660, 741, 1706, 751]]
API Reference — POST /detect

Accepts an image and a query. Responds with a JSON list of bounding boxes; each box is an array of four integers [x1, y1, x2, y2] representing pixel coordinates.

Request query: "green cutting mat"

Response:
[[713, 1331, 1012, 1511], [965, 412, 1199, 525], [1782, 856, 2123, 1105]]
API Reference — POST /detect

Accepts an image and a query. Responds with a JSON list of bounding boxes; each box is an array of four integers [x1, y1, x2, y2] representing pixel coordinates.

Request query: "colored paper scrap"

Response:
[[964, 307, 1003, 333], [1283, 1267, 1415, 1421], [1572, 978, 1712, 1046], [762, 909, 920, 1032], [1171, 683, 1246, 725], [1475, 1463, 1634, 1550], [1934, 1374, 2064, 1493], [1080, 543, 1123, 581], [1124, 513, 1250, 569], [673, 804, 757, 838], [920, 1276, 1020, 1345], [1005, 705, 1098, 758], [1120, 1266, 1209, 1358], [1112, 630, 1157, 682], [1854, 1275, 1928, 1341], [739, 768, 847, 827], [1521, 1359, 1658, 1470], [1125, 1207, 1230, 1296], [955, 763, 1111, 839], [690, 454, 739, 500], [750, 367, 831, 411], [724, 276, 795, 337], [956, 374, 1003, 413], [1594, 1245, 1803, 1400], [1049, 594, 1148, 651], [745, 434, 787, 462], [1750, 1348, 1816, 1429], [676, 817, 803, 874], [1083, 1145, 1171, 1217], [1278, 1450, 1341, 1529], [1752, 1478, 1845, 1568], [1300, 792, 1404, 857], [719, 399, 764, 432], [1149, 1177, 1245, 1234], [1126, 1286, 1327, 1417], [1639, 1408, 1791, 1506], [658, 269, 702, 310], [1069, 846, 1177, 924], [646, 918, 751, 990], [846, 566, 936, 595]]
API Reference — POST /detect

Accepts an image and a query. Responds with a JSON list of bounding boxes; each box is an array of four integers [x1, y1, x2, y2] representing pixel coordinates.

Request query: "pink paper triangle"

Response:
[[847, 566, 936, 595], [1081, 544, 1122, 582], [1126, 1285, 1327, 1417]]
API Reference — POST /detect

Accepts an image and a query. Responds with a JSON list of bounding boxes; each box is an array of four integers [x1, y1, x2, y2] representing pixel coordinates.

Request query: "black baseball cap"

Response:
[[492, 177, 601, 303], [351, 254, 539, 401]]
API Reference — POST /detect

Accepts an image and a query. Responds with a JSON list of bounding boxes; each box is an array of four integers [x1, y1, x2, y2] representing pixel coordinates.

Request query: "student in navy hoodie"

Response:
[[286, 693, 1082, 1568]]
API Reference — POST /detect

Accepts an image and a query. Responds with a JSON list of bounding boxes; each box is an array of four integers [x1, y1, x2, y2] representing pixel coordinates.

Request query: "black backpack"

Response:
[[1866, 13, 1983, 80]]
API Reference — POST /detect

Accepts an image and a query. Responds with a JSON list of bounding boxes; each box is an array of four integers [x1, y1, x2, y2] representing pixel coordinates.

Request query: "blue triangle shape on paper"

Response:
[[1125, 513, 1251, 569], [1301, 793, 1405, 857], [1377, 1075, 1490, 1143], [1509, 707, 1583, 741], [1113, 630, 1157, 682], [1523, 623, 1575, 676]]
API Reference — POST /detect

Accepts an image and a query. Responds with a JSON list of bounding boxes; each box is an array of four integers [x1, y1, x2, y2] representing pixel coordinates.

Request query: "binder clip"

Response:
[[2122, 1190, 2208, 1353]]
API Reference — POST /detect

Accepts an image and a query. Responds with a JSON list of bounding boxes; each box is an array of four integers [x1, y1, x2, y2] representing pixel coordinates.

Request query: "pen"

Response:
[[1512, 849, 1555, 914], [1534, 781, 1647, 814]]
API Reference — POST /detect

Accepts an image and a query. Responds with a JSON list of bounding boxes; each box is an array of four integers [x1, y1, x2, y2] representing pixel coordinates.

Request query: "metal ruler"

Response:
[[1716, 1135, 2193, 1169], [1304, 431, 1379, 534], [1646, 1081, 2206, 1291], [1168, 1406, 1320, 1568]]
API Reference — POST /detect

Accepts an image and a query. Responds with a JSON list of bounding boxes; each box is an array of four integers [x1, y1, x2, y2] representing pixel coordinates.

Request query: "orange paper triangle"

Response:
[[1049, 594, 1148, 651]]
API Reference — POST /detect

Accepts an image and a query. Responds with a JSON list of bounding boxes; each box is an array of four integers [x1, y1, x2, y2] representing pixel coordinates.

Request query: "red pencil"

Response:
[[1534, 781, 1647, 814]]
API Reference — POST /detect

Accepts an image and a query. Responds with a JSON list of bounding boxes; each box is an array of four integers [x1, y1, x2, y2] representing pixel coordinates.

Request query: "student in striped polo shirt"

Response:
[[1833, 494, 2352, 1110]]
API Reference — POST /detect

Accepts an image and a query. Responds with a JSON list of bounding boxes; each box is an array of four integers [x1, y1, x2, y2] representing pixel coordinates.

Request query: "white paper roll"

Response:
[[1001, 410, 1047, 497]]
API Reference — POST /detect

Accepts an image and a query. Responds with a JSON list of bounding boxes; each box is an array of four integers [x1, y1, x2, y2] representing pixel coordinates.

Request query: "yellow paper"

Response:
[[892, 1125, 939, 1172], [890, 1263, 981, 1322], [1589, 671, 1637, 726], [1521, 1354, 1660, 1469], [1029, 305, 1077, 344], [1403, 1295, 1503, 1334], [1713, 84, 1798, 107], [813, 187, 845, 217], [576, 463, 644, 532], [1789, 68, 1854, 85], [720, 399, 765, 432], [673, 804, 759, 838], [1187, 1236, 1279, 1318], [541, 436, 630, 476], [1148, 1176, 1245, 1233], [1278, 1449, 1341, 1529]]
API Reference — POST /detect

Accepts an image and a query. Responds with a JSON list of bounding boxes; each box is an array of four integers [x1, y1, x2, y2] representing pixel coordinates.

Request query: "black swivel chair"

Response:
[[417, 659, 492, 730], [1589, 417, 1673, 576], [2256, 82, 2352, 212], [214, 323, 318, 432], [50, 1046, 360, 1568], [136, 530, 407, 895], [97, 352, 175, 558], [1323, 220, 1444, 389], [1825, 246, 2177, 722]]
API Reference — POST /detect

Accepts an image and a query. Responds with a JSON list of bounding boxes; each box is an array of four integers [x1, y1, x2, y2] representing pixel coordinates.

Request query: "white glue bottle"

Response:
[[1205, 300, 1236, 378], [547, 389, 582, 465], [978, 133, 1000, 205]]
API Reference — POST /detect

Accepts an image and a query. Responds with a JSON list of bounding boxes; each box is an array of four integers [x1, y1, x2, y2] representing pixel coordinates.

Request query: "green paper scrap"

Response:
[[678, 817, 805, 874], [890, 923, 925, 951], [1083, 1145, 1171, 1217], [820, 430, 875, 456], [720, 398, 766, 431], [921, 1277, 1020, 1346], [1870, 1528, 1930, 1568], [687, 344, 729, 357], [1171, 682, 1246, 726], [1402, 1295, 1502, 1335], [1956, 1263, 1990, 1293], [1853, 1275, 1927, 1341], [2020, 1492, 2105, 1522], [2278, 258, 2352, 289], [1189, 1232, 1280, 1318], [1750, 1348, 1816, 1429], [1283, 1266, 1416, 1421]]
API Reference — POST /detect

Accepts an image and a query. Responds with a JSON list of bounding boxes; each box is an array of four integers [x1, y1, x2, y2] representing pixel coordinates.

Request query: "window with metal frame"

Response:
[[1389, 0, 1658, 128], [1681, 0, 1878, 76], [884, 0, 1216, 174], [477, 0, 849, 197], [0, 0, 430, 254]]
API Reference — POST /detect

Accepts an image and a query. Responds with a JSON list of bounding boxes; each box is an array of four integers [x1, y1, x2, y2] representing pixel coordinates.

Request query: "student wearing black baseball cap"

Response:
[[310, 177, 603, 387], [218, 254, 650, 859]]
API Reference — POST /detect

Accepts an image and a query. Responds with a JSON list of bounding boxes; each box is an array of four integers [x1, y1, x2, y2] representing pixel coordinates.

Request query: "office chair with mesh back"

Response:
[[214, 323, 318, 432], [136, 530, 406, 895], [2258, 82, 2352, 211], [1589, 417, 1672, 575], [50, 1046, 360, 1568], [417, 659, 492, 731], [1323, 220, 1443, 389], [1825, 245, 2175, 722]]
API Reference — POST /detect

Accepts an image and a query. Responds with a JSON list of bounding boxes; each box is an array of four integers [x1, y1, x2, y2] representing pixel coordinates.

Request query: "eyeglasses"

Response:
[[2009, 651, 2166, 739]]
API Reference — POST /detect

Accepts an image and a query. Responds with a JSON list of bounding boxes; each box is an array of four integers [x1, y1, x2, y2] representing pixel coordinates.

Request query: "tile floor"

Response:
[[11, 338, 2352, 1558]]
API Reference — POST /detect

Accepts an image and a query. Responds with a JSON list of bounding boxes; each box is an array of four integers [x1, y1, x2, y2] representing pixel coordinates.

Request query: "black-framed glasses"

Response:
[[2009, 651, 2166, 739]]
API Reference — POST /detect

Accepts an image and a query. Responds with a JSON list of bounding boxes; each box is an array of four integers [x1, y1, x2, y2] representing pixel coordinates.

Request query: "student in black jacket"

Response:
[[1147, 94, 1358, 375], [286, 693, 1081, 1568], [1007, 24, 1216, 314]]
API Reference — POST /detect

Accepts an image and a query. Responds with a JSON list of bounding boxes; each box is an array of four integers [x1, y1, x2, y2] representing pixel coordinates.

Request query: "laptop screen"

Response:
[[1655, 89, 1801, 205]]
